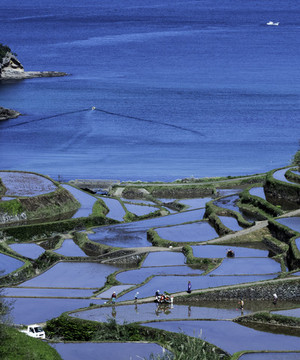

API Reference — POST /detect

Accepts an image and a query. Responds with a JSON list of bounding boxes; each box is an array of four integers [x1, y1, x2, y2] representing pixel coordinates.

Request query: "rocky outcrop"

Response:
[[0, 106, 21, 121], [0, 52, 67, 80]]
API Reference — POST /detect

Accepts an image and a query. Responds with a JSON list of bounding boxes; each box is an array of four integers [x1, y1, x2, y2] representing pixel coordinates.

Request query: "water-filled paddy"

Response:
[[0, 253, 24, 275], [98, 196, 125, 222], [156, 221, 218, 243], [125, 203, 158, 216], [143, 320, 300, 354], [210, 258, 282, 276], [3, 288, 94, 298], [218, 216, 243, 231], [89, 209, 205, 247], [71, 302, 252, 323], [272, 308, 300, 318], [177, 198, 212, 210], [9, 243, 45, 259], [118, 275, 276, 301], [116, 266, 204, 285], [276, 217, 300, 233], [50, 342, 166, 360], [191, 245, 269, 259], [122, 199, 156, 205], [273, 169, 294, 184], [214, 195, 240, 212], [142, 251, 186, 267], [296, 237, 300, 251], [249, 187, 266, 200], [7, 297, 104, 325], [62, 184, 97, 218], [0, 171, 56, 196], [54, 239, 87, 257], [19, 262, 122, 288], [238, 353, 300, 360]]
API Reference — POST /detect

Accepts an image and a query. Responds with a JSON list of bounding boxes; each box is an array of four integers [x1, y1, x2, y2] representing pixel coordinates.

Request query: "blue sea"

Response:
[[0, 0, 299, 182]]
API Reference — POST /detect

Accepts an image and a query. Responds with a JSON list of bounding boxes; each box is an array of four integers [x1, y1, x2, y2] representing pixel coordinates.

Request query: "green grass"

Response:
[[0, 325, 61, 360]]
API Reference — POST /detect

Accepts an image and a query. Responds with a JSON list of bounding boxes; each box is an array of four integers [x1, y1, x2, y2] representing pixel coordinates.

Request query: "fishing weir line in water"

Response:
[[2, 106, 205, 137]]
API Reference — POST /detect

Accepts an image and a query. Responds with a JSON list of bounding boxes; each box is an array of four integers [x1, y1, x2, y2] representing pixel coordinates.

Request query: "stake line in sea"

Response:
[[2, 107, 205, 137]]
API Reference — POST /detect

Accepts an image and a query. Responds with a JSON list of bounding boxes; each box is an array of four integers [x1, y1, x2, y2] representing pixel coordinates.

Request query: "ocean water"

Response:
[[0, 0, 299, 181]]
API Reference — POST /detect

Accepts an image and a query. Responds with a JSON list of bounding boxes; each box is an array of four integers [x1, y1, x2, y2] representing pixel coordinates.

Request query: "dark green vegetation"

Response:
[[45, 315, 228, 360], [0, 43, 12, 63], [0, 325, 61, 360], [235, 311, 300, 328]]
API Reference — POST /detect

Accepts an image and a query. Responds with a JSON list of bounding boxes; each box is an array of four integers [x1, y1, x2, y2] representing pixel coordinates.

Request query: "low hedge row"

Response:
[[1, 216, 118, 242], [285, 168, 300, 184], [45, 315, 228, 360], [182, 245, 222, 272], [239, 190, 283, 218]]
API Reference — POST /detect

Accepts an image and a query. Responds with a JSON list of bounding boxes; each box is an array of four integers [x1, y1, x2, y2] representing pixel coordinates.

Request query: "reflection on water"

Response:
[[50, 342, 166, 360], [178, 197, 212, 210], [142, 320, 300, 354], [118, 274, 276, 301]]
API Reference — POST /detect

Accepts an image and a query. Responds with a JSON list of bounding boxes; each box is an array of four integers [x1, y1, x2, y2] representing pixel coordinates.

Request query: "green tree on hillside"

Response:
[[292, 143, 300, 171], [0, 43, 12, 63]]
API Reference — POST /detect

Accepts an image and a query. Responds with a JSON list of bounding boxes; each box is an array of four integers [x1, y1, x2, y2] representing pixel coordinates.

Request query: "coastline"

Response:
[[0, 106, 21, 121]]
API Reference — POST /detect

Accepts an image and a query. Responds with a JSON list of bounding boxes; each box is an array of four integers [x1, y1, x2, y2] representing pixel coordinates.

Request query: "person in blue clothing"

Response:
[[187, 281, 192, 293]]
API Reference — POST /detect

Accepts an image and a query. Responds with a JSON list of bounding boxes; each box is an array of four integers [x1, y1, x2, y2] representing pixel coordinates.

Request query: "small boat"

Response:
[[266, 21, 279, 26]]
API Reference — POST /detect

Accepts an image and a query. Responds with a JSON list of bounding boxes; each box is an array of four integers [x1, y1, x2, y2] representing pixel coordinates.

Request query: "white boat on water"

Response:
[[266, 21, 280, 26]]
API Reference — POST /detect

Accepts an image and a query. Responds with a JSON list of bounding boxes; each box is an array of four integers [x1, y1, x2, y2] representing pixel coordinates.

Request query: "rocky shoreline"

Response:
[[0, 106, 21, 121], [0, 50, 67, 120]]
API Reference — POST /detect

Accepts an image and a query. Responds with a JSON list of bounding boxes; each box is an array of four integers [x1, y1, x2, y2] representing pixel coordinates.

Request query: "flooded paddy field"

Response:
[[116, 266, 205, 285], [191, 245, 269, 258], [210, 258, 282, 276], [218, 216, 244, 231], [276, 217, 300, 233], [98, 196, 126, 221], [249, 187, 266, 200], [273, 169, 294, 184], [88, 209, 205, 247], [0, 171, 56, 197], [156, 221, 219, 243], [142, 251, 186, 267], [143, 320, 300, 354], [0, 253, 24, 275], [54, 239, 88, 257], [124, 203, 159, 216], [272, 307, 300, 318], [19, 262, 123, 288], [9, 243, 45, 259], [61, 184, 97, 218], [6, 297, 104, 325], [3, 287, 94, 298], [238, 353, 300, 360], [177, 197, 212, 210], [72, 300, 298, 324], [50, 342, 167, 360]]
